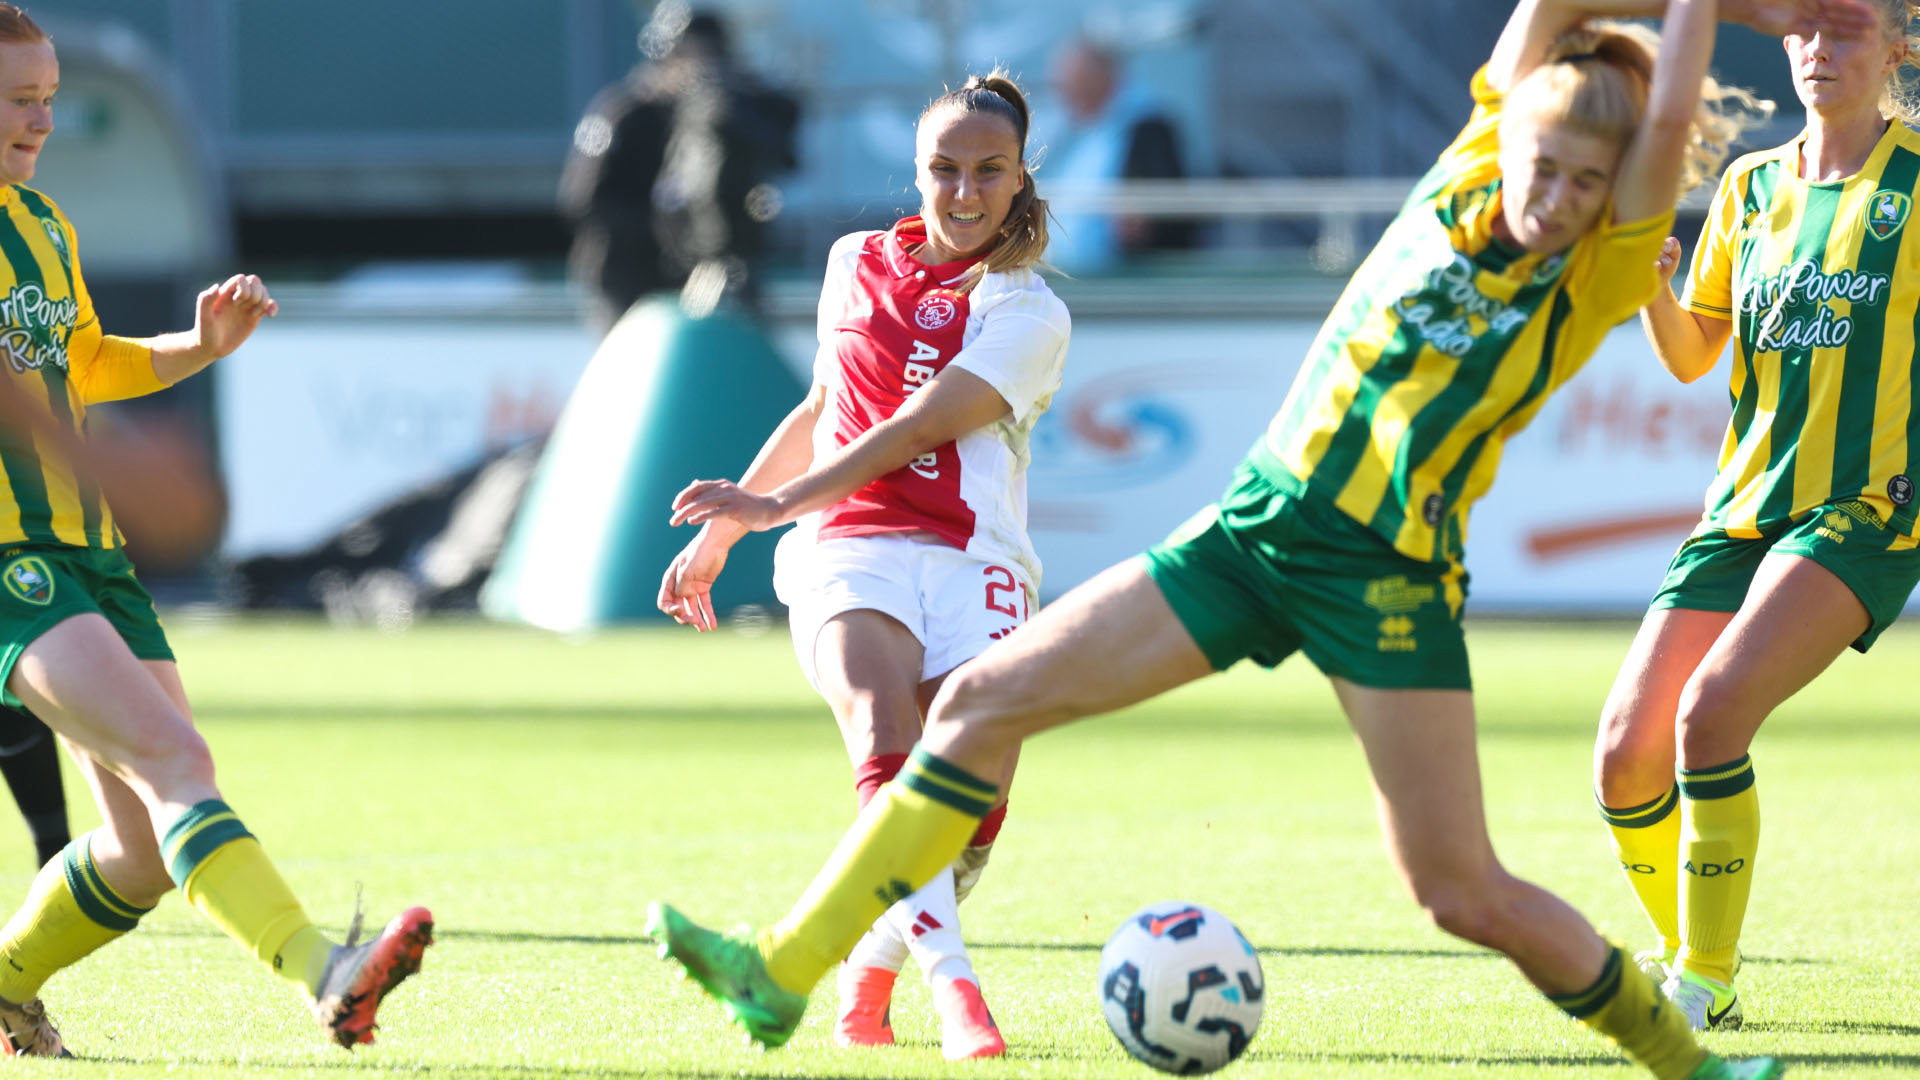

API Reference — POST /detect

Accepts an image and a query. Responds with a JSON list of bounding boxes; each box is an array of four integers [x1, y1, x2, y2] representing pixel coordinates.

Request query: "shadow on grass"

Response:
[[1281, 1050, 1627, 1068], [127, 926, 1838, 975], [1744, 1019, 1920, 1037], [192, 700, 1920, 742], [427, 930, 1504, 961], [75, 1058, 879, 1080], [124, 925, 1837, 969], [1773, 1053, 1920, 1067], [196, 703, 827, 726]]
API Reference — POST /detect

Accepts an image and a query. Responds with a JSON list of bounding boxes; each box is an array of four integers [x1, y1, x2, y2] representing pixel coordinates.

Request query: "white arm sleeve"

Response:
[[812, 232, 873, 384], [949, 289, 1071, 426]]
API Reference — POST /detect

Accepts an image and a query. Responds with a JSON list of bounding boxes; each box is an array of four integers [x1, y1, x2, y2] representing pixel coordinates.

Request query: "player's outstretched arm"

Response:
[[145, 274, 279, 385], [1640, 236, 1733, 382], [1608, 0, 1725, 225], [669, 367, 1010, 534], [657, 385, 824, 630], [1487, 0, 1876, 92]]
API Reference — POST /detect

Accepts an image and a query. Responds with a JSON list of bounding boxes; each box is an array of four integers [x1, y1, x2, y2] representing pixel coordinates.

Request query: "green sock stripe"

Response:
[[60, 840, 142, 932], [1678, 755, 1755, 800], [1550, 947, 1625, 1020], [160, 800, 255, 888], [77, 837, 152, 920], [907, 748, 998, 800], [900, 769, 994, 818], [1597, 785, 1680, 828]]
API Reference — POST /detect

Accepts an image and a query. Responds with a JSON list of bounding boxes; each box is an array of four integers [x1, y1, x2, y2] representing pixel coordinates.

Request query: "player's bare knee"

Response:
[[1408, 866, 1516, 951], [1674, 674, 1749, 765], [936, 660, 1056, 739], [833, 692, 919, 757], [120, 719, 216, 795], [1593, 721, 1670, 805]]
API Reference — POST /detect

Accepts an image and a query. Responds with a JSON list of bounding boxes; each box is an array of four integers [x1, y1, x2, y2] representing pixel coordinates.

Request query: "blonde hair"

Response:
[[1870, 0, 1920, 125], [1506, 20, 1772, 195], [917, 69, 1050, 291], [0, 4, 45, 44]]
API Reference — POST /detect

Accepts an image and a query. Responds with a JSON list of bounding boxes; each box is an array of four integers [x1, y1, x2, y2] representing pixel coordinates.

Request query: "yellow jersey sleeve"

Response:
[[1680, 165, 1743, 319], [1410, 66, 1503, 209], [1565, 207, 1675, 329], [59, 212, 163, 404]]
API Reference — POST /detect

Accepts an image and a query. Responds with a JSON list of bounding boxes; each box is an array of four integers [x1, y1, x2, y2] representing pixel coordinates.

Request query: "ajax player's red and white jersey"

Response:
[[792, 216, 1070, 590]]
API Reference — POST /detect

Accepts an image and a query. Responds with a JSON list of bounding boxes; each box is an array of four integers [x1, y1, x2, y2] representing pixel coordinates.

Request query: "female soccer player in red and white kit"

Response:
[[657, 70, 1069, 1061]]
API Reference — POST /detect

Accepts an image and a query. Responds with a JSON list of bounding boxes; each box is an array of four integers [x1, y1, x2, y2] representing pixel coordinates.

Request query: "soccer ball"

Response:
[[1098, 901, 1265, 1074]]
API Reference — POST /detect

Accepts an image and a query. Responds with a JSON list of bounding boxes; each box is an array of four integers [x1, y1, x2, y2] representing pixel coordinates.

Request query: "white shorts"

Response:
[[774, 530, 1036, 693]]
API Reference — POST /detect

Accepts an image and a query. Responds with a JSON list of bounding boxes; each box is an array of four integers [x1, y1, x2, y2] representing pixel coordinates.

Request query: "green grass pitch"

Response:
[[13, 615, 1919, 1078]]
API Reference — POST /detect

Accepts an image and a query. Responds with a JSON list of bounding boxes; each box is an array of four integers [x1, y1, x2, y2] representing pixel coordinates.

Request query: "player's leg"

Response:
[[1663, 550, 1869, 1028], [0, 706, 67, 866], [771, 560, 1212, 979], [1594, 607, 1733, 980], [811, 608, 926, 1049], [884, 555, 1040, 1062], [0, 743, 157, 1057], [1336, 679, 1755, 1080], [916, 674, 1015, 906], [10, 618, 430, 1048], [648, 558, 1220, 1046], [0, 703, 66, 860]]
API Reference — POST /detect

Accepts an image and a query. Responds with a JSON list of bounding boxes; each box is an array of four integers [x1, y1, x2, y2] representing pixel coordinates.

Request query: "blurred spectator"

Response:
[[560, 5, 799, 331], [1043, 38, 1196, 275]]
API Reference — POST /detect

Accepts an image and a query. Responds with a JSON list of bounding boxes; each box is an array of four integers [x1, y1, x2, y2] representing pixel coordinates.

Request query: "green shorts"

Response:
[[1142, 457, 1472, 690], [0, 545, 173, 708], [1651, 499, 1920, 652]]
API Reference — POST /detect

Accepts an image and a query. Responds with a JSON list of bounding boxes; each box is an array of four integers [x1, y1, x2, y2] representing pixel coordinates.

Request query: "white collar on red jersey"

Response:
[[883, 216, 985, 285]]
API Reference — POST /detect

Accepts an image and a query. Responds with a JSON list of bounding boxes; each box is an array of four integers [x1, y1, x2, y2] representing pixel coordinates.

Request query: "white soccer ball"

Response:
[[1097, 901, 1265, 1075]]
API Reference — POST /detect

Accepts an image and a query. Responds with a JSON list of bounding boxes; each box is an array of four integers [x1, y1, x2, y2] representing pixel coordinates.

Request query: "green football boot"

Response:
[[646, 901, 807, 1048], [1666, 968, 1744, 1031], [1687, 1054, 1787, 1079]]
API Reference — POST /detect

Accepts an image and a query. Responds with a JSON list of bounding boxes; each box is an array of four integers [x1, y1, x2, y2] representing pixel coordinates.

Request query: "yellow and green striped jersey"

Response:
[[1259, 68, 1671, 563], [0, 184, 164, 550], [1682, 121, 1920, 541]]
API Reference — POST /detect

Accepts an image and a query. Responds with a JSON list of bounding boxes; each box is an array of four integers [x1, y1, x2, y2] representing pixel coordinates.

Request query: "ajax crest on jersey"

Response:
[[914, 291, 958, 331], [3, 555, 53, 606], [1098, 901, 1264, 1074], [1866, 190, 1910, 241]]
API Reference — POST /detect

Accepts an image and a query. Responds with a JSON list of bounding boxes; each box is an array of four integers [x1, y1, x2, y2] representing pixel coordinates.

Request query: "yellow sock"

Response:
[[1552, 945, 1710, 1080], [760, 747, 993, 994], [0, 833, 153, 1002], [1598, 785, 1682, 957], [162, 800, 336, 997], [1678, 756, 1758, 985]]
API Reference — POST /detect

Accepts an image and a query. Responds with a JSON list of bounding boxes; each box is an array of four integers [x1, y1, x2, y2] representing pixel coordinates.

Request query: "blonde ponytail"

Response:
[[1869, 0, 1920, 125], [1508, 20, 1772, 195]]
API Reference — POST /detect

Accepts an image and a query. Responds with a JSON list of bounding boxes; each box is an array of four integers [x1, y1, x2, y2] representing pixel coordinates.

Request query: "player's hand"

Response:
[[657, 531, 729, 631], [1654, 236, 1683, 284], [1726, 0, 1878, 39], [194, 274, 278, 360], [669, 479, 785, 531]]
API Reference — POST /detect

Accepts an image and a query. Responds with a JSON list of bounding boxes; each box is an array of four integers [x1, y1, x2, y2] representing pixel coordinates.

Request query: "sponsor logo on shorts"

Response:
[[1377, 614, 1418, 652], [1890, 474, 1915, 507], [2, 556, 52, 606], [1867, 189, 1912, 241], [914, 291, 958, 331], [1833, 499, 1885, 529], [1816, 509, 1852, 543], [1363, 575, 1435, 615]]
